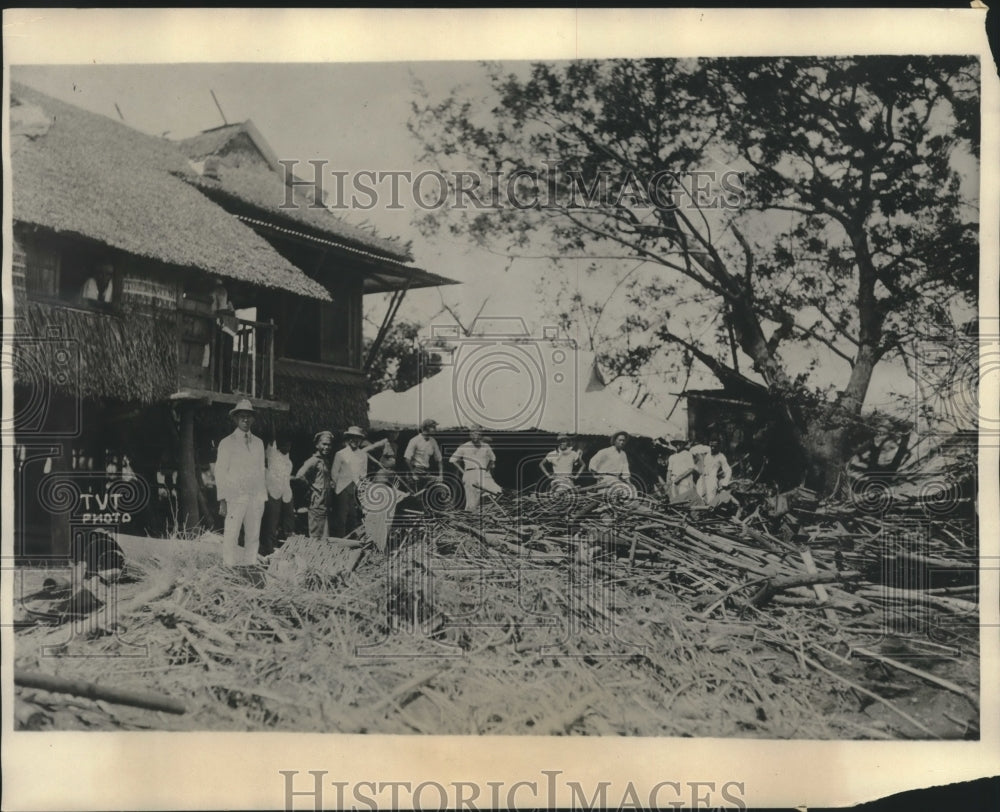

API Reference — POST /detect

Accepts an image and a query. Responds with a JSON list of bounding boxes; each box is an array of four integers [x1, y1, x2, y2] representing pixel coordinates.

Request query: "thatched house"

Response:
[[8, 81, 455, 555], [173, 120, 454, 429]]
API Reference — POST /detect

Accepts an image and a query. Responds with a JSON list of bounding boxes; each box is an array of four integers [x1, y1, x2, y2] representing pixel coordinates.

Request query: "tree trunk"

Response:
[[176, 403, 201, 531], [801, 422, 851, 495]]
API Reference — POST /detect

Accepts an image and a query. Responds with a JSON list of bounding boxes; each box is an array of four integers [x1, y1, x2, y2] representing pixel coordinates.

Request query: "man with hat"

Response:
[[450, 426, 501, 512], [404, 418, 444, 490], [589, 430, 632, 490], [295, 429, 335, 538], [215, 399, 267, 566], [330, 426, 388, 537], [539, 433, 582, 489]]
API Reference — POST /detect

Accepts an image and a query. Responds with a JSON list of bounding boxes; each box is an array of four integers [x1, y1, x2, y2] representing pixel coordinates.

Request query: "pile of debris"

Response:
[[13, 490, 978, 738]]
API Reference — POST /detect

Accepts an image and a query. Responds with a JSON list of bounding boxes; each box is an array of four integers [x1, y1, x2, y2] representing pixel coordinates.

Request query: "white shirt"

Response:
[[589, 446, 630, 478], [703, 451, 732, 486], [331, 446, 369, 494], [81, 277, 113, 303], [404, 434, 442, 470], [265, 444, 294, 502], [450, 441, 496, 474], [544, 447, 581, 476], [215, 429, 266, 502], [666, 450, 696, 486]]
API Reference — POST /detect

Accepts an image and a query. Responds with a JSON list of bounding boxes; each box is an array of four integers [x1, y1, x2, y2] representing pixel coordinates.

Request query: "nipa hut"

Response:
[[8, 81, 457, 556]]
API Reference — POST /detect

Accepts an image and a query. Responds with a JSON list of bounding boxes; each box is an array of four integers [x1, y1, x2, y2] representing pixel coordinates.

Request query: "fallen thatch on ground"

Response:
[[13, 489, 979, 738]]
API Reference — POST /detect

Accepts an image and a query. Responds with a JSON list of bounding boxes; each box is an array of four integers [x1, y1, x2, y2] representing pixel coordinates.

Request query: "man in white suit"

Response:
[[215, 399, 267, 566]]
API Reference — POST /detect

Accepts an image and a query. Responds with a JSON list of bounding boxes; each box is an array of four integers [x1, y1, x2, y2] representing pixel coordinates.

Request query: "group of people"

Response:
[[213, 400, 386, 566], [213, 397, 735, 566], [539, 430, 735, 509], [213, 406, 468, 566], [659, 437, 733, 506]]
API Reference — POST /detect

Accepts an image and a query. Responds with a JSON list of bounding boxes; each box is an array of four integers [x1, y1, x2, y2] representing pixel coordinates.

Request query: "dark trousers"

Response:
[[307, 506, 328, 539], [331, 482, 360, 538], [261, 496, 295, 554]]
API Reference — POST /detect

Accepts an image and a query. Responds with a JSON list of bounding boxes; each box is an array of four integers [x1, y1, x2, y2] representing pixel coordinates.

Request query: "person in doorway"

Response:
[[450, 426, 501, 511], [404, 419, 443, 491], [330, 426, 387, 537], [295, 430, 334, 538], [589, 431, 631, 489], [539, 433, 582, 489], [214, 400, 267, 566], [212, 278, 237, 393], [261, 433, 295, 555], [80, 262, 114, 305]]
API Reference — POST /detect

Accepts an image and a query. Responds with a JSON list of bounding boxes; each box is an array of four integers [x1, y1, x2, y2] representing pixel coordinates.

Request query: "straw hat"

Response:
[[229, 399, 254, 417], [344, 426, 366, 439]]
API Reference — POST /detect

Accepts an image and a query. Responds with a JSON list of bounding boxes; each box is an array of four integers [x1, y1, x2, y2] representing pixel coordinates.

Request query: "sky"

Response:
[[9, 60, 975, 422]]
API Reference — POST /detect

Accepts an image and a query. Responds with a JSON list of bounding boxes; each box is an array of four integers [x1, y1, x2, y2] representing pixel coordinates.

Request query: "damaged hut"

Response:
[[9, 81, 456, 555]]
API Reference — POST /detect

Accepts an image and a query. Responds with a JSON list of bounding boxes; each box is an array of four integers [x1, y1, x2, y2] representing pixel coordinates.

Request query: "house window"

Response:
[[24, 243, 60, 297], [279, 290, 362, 368], [320, 296, 361, 367], [283, 298, 322, 363], [23, 240, 118, 310]]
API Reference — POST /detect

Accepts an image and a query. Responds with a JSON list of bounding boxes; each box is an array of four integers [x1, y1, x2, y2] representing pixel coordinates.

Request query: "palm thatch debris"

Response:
[[13, 491, 978, 738]]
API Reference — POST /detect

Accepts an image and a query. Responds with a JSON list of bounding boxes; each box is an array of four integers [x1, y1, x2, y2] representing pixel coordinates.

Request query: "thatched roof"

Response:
[[17, 298, 179, 404], [272, 373, 370, 434], [176, 122, 413, 263], [9, 82, 332, 302]]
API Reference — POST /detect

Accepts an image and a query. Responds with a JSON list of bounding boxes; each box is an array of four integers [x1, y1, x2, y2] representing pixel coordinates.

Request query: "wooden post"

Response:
[[268, 318, 275, 398], [210, 324, 219, 392], [49, 441, 72, 558], [246, 326, 252, 393], [176, 402, 201, 531]]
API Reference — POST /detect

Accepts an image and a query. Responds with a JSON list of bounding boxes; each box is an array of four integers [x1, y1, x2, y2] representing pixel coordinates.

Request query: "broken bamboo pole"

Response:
[[15, 670, 187, 715], [751, 570, 862, 608]]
